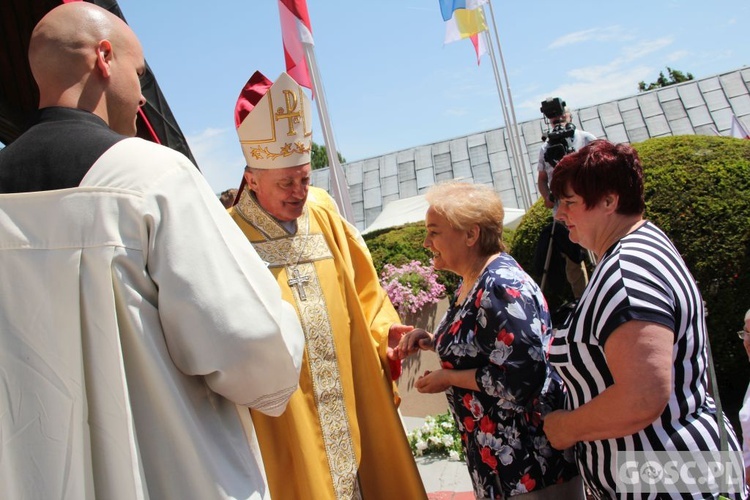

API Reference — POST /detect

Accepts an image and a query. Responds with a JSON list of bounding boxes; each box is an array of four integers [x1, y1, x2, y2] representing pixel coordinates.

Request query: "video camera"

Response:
[[540, 97, 576, 167]]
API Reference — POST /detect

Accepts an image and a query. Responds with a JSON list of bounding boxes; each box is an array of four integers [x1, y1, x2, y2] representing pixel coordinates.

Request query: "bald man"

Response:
[[0, 3, 304, 500]]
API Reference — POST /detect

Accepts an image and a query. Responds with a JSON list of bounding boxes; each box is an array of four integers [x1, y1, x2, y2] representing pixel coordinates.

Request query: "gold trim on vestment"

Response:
[[235, 188, 361, 500]]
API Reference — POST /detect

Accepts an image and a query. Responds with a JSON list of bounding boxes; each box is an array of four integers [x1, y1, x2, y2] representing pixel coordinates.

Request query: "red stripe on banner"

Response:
[[278, 0, 313, 90], [278, 0, 312, 33]]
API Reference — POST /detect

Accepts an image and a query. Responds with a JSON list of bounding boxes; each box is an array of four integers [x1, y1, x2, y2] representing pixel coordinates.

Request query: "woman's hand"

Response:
[[386, 324, 414, 361], [542, 409, 576, 449], [392, 328, 434, 360], [414, 369, 452, 393]]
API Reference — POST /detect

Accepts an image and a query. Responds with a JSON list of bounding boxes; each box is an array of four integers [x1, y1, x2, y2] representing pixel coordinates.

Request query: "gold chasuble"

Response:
[[229, 187, 426, 500]]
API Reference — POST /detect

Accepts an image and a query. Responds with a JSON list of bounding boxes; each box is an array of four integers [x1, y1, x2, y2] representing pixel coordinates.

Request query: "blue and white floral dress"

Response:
[[434, 253, 577, 498]]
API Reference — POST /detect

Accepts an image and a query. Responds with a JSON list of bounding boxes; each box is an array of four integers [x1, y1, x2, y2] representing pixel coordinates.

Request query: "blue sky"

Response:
[[120, 0, 749, 193]]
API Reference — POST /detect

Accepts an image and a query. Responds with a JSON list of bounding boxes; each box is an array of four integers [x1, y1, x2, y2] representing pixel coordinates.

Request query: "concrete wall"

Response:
[[312, 67, 750, 231]]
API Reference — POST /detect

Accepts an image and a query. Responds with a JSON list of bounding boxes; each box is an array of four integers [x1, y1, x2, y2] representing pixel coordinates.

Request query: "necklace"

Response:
[[235, 187, 313, 301], [285, 212, 312, 301], [456, 253, 499, 305]]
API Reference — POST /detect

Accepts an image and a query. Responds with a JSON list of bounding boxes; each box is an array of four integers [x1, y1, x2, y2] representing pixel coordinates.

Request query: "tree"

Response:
[[310, 141, 345, 170], [638, 67, 694, 92]]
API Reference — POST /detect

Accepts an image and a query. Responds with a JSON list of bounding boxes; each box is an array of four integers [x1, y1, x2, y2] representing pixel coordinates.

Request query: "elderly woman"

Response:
[[543, 140, 745, 499], [396, 182, 580, 499]]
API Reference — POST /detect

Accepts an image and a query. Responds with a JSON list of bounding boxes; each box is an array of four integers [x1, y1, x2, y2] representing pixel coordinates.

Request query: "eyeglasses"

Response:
[[738, 330, 749, 340]]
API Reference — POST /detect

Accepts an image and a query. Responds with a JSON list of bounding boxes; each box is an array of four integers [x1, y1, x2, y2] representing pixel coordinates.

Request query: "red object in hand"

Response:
[[389, 357, 402, 380]]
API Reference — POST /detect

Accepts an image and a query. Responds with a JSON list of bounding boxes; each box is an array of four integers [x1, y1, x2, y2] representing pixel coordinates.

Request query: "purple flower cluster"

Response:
[[379, 260, 446, 315]]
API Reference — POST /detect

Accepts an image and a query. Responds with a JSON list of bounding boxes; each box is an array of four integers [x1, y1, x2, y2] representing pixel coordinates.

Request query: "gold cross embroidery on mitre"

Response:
[[275, 89, 301, 136]]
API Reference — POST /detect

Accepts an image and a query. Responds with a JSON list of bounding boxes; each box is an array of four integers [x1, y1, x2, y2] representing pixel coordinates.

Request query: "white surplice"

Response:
[[0, 138, 305, 500]]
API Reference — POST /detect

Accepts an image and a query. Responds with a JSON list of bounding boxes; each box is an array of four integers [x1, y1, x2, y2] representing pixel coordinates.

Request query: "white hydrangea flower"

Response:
[[449, 450, 460, 461]]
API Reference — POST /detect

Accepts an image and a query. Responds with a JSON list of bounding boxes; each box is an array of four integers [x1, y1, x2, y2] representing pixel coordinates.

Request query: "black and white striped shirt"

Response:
[[549, 221, 744, 499]]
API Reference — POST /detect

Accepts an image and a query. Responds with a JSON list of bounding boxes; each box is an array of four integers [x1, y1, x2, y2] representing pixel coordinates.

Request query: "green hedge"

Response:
[[638, 136, 750, 433]]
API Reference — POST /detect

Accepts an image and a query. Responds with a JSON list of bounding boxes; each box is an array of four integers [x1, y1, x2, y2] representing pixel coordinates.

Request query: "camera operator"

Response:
[[537, 98, 596, 209], [536, 98, 596, 300]]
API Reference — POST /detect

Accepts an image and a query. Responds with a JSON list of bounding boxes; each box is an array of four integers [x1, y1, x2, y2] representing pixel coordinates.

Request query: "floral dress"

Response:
[[434, 253, 577, 498]]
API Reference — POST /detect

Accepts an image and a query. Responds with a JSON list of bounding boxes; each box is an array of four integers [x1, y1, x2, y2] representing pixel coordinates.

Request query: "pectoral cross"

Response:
[[287, 267, 310, 301]]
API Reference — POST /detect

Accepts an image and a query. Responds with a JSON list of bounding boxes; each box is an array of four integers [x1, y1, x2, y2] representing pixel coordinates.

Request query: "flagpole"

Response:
[[484, 0, 534, 210], [481, 28, 528, 210], [303, 45, 356, 223]]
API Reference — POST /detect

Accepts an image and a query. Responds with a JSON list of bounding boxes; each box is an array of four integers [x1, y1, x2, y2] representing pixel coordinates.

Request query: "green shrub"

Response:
[[364, 223, 461, 298], [365, 221, 517, 300], [364, 223, 429, 273], [637, 136, 750, 433], [507, 199, 577, 312]]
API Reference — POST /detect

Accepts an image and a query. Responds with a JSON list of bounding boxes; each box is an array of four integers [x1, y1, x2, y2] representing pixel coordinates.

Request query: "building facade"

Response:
[[311, 67, 750, 231]]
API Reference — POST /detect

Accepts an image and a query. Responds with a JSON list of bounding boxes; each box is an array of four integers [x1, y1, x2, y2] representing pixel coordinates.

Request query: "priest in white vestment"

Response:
[[0, 4, 305, 499]]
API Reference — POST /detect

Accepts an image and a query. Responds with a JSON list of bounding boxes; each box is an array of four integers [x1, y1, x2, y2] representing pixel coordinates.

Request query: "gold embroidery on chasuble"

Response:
[[235, 190, 362, 500]]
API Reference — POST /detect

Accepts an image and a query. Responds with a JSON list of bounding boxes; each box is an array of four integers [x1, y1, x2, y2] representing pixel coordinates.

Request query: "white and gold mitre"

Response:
[[234, 71, 312, 169]]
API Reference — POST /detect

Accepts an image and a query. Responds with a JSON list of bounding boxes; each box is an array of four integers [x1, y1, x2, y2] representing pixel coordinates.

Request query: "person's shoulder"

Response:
[[307, 186, 339, 213], [579, 129, 597, 142], [82, 137, 200, 192]]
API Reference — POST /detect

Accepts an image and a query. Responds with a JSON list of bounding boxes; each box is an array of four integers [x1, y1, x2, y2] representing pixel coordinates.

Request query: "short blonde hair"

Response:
[[424, 181, 506, 255]]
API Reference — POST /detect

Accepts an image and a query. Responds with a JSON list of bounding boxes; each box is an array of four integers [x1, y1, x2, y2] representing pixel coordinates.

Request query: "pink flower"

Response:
[[379, 261, 446, 316], [506, 287, 521, 299]]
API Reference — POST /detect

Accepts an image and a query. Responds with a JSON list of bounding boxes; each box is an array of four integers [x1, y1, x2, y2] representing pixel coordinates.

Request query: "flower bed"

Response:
[[407, 412, 464, 461]]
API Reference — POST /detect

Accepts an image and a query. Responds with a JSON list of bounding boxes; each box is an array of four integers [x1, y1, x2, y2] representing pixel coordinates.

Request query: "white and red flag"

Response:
[[278, 0, 314, 90]]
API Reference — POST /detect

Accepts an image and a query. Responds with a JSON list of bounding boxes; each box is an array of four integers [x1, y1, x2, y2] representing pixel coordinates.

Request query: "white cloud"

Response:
[[186, 127, 245, 194], [665, 50, 689, 63], [621, 37, 673, 61], [516, 63, 655, 114], [541, 65, 655, 109], [548, 26, 631, 49], [515, 33, 679, 115]]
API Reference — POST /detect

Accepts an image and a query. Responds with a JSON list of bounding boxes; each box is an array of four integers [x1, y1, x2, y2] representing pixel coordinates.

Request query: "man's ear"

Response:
[[95, 39, 113, 77], [243, 169, 256, 189]]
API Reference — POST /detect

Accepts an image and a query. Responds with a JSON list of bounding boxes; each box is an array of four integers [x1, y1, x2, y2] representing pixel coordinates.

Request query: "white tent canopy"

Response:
[[362, 194, 526, 235]]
